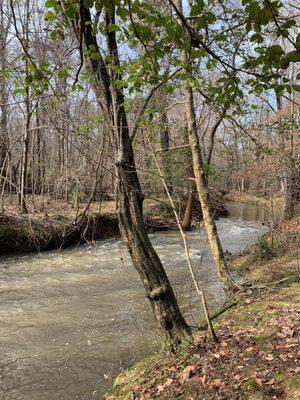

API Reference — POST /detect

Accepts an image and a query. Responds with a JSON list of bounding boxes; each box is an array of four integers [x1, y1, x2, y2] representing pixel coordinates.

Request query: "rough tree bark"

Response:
[[182, 126, 196, 231], [181, 189, 194, 230], [65, 3, 191, 340], [276, 91, 295, 220], [176, 0, 239, 293]]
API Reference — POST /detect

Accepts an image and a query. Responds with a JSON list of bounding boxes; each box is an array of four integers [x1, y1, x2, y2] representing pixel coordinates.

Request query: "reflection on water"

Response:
[[227, 201, 282, 226], [0, 205, 268, 400]]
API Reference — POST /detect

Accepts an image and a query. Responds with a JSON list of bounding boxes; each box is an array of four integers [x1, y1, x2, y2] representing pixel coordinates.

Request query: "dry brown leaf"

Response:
[[220, 341, 228, 347], [209, 378, 225, 388], [156, 384, 165, 392], [164, 378, 174, 387], [266, 379, 276, 385], [276, 332, 286, 339], [264, 354, 274, 361], [179, 365, 196, 383], [199, 375, 207, 386]]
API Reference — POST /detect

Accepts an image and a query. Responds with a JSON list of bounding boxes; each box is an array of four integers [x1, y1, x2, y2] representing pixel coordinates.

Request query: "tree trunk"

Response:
[[181, 189, 194, 230], [276, 89, 295, 220], [35, 103, 42, 195], [176, 0, 239, 293], [66, 3, 191, 340], [19, 0, 31, 213], [284, 170, 295, 220], [159, 113, 173, 193], [0, 2, 8, 200], [117, 150, 190, 340]]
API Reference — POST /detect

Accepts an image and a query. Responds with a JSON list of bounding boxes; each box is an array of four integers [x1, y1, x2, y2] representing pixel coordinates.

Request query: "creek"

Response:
[[0, 203, 271, 399]]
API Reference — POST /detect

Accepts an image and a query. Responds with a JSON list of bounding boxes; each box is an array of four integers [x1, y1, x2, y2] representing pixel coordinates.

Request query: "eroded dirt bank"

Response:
[[0, 194, 228, 255]]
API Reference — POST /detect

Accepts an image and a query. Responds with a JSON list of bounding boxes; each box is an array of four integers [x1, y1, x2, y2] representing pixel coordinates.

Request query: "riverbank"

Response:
[[103, 215, 300, 400], [0, 196, 171, 254], [224, 191, 284, 210], [0, 193, 227, 255]]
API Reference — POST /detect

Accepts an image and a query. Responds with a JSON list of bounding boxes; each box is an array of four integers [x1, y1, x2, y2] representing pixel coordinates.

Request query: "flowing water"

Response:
[[0, 203, 271, 400]]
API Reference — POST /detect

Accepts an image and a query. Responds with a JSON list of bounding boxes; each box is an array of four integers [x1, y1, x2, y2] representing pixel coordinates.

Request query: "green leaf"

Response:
[[50, 31, 57, 41], [116, 6, 128, 20], [281, 19, 296, 29], [44, 11, 56, 21], [292, 84, 300, 92], [190, 0, 205, 16], [266, 44, 284, 58], [296, 33, 300, 50], [250, 33, 263, 43], [13, 87, 26, 95], [107, 23, 120, 33], [45, 0, 57, 9], [39, 60, 48, 69], [58, 68, 69, 79], [83, 0, 94, 7], [88, 44, 96, 52], [64, 3, 79, 19], [281, 50, 300, 68], [206, 11, 216, 25]]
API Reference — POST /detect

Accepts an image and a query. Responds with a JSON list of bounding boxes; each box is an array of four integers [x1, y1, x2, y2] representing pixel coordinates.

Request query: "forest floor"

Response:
[[103, 215, 300, 400]]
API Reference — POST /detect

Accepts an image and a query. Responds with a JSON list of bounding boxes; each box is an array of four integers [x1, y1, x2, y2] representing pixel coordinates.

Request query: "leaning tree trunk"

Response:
[[183, 87, 238, 293], [64, 2, 191, 340], [116, 136, 190, 339], [176, 0, 239, 293], [106, 5, 190, 339]]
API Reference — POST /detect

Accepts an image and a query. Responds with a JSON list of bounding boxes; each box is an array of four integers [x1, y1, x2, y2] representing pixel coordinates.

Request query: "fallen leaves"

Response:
[[220, 341, 228, 347], [179, 365, 197, 383], [199, 374, 207, 386], [107, 287, 300, 400], [208, 378, 225, 388], [264, 353, 275, 361]]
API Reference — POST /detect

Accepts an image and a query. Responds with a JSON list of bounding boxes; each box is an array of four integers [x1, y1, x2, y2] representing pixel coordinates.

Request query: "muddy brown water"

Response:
[[0, 203, 272, 400]]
